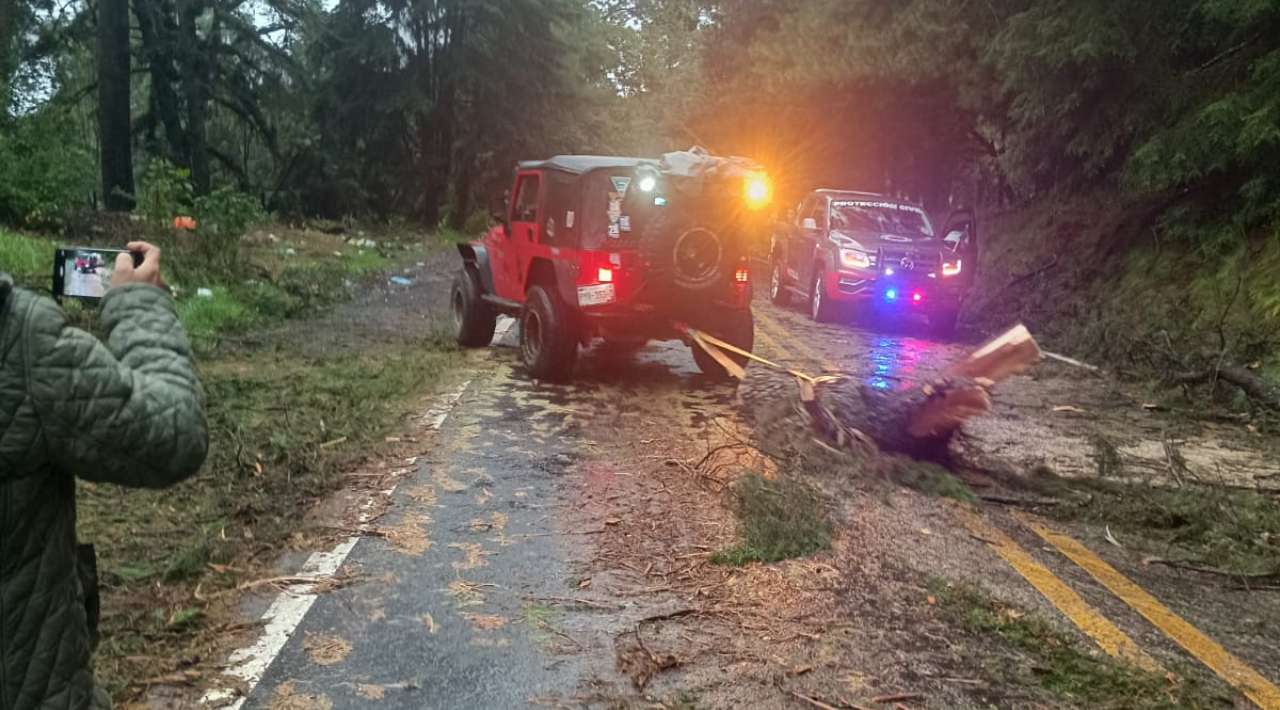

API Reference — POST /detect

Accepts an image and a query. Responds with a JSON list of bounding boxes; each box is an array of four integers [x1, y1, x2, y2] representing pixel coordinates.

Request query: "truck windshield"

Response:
[[829, 200, 934, 239]]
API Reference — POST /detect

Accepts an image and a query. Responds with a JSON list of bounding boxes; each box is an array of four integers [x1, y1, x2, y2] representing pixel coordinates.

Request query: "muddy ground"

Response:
[[172, 252, 1279, 710]]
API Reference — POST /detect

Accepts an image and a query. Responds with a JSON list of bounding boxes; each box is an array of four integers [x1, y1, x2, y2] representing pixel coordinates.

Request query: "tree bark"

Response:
[[135, 0, 189, 163], [179, 0, 211, 195], [98, 0, 135, 210]]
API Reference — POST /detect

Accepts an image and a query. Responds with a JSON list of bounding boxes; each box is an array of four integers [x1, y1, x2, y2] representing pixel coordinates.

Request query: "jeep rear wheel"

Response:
[[520, 284, 579, 381], [452, 268, 497, 347], [690, 308, 754, 380], [769, 260, 790, 306]]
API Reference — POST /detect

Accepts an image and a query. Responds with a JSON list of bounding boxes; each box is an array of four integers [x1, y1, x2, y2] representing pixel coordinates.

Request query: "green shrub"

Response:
[[136, 159, 195, 224], [0, 109, 95, 228], [193, 187, 266, 237]]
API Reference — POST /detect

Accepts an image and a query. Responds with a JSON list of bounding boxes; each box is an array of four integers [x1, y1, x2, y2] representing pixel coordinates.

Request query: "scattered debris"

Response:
[[196, 287, 214, 298], [461, 612, 508, 631], [388, 275, 414, 286], [302, 633, 351, 666], [616, 625, 680, 690], [380, 512, 432, 556], [268, 681, 333, 710], [1103, 526, 1123, 548]]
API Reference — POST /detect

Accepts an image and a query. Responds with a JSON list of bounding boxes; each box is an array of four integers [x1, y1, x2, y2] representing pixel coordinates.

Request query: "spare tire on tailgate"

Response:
[[638, 206, 736, 295]]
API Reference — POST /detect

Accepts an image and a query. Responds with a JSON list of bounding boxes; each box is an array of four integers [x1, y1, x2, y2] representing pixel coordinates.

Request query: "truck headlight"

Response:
[[942, 259, 962, 277], [840, 248, 873, 270]]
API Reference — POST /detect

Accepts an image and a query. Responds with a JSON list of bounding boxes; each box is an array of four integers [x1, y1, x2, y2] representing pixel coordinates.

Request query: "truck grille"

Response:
[[878, 248, 940, 274]]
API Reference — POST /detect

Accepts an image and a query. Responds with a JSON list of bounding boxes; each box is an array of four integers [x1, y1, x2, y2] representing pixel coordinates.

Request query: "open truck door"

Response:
[[941, 207, 977, 290]]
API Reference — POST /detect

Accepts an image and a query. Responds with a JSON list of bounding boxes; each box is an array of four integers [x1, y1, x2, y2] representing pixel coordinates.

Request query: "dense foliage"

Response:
[[0, 0, 1277, 242]]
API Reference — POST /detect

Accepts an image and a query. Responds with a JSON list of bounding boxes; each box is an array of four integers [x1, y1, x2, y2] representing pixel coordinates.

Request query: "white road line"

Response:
[[201, 379, 471, 708]]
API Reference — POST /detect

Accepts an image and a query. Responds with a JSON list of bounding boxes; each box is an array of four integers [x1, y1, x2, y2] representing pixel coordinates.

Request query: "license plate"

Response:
[[577, 283, 616, 306]]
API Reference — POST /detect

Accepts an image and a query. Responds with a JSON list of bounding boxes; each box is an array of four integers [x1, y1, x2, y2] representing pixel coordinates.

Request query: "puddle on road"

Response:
[[864, 334, 933, 390]]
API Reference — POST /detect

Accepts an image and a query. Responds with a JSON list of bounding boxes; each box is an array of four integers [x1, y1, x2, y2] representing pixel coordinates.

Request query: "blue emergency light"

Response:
[[884, 288, 898, 302]]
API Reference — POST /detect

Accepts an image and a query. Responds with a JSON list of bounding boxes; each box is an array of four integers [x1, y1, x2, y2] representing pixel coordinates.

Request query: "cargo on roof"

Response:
[[517, 155, 658, 175]]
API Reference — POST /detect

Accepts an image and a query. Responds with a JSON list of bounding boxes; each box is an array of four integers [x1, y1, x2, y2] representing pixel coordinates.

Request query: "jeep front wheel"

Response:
[[691, 308, 754, 380], [520, 284, 579, 381], [452, 268, 497, 347]]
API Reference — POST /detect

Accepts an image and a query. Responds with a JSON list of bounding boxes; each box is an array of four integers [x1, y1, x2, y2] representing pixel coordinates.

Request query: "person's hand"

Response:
[[110, 241, 166, 289]]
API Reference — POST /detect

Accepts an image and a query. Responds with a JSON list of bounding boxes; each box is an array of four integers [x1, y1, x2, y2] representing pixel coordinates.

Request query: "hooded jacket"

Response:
[[0, 273, 208, 709]]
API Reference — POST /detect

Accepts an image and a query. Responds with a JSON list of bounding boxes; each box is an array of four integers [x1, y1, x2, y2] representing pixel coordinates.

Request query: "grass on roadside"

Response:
[[79, 336, 462, 699], [710, 473, 832, 566], [0, 228, 53, 285], [1044, 477, 1280, 576], [927, 577, 1228, 708]]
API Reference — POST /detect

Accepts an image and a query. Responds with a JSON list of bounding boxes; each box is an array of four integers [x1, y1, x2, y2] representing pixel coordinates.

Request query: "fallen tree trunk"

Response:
[[1176, 360, 1280, 411], [740, 325, 1042, 464]]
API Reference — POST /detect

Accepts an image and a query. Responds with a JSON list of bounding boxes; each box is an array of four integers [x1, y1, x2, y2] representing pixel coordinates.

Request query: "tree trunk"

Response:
[[97, 0, 134, 210], [179, 0, 211, 195], [135, 0, 189, 164]]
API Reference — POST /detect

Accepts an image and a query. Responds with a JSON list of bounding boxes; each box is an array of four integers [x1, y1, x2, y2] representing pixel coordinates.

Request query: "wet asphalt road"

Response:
[[233, 292, 1280, 709], [241, 325, 737, 708]]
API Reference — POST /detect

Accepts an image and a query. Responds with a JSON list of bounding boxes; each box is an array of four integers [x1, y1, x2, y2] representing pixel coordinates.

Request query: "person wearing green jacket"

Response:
[[0, 241, 209, 710]]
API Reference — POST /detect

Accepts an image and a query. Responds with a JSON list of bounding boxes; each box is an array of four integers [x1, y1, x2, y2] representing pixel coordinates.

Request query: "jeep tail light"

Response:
[[942, 259, 962, 277], [597, 267, 614, 283], [735, 266, 749, 283]]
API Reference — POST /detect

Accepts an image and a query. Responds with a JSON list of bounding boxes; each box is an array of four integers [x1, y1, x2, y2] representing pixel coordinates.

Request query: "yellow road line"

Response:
[[754, 308, 838, 371], [1018, 514, 1280, 709], [752, 319, 787, 361], [953, 507, 1163, 672]]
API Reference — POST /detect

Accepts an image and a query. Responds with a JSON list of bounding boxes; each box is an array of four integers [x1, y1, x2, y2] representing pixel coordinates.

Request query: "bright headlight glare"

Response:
[[744, 173, 771, 209], [942, 259, 962, 277], [638, 175, 657, 192], [840, 248, 872, 270]]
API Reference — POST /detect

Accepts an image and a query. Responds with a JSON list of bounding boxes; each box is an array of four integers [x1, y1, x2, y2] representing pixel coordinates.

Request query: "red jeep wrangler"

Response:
[[451, 152, 770, 382]]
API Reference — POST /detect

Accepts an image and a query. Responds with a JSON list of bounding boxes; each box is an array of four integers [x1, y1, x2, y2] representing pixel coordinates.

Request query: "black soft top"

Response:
[[518, 155, 658, 175]]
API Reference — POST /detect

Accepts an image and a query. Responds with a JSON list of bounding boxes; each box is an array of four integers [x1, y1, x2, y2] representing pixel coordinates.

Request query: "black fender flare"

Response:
[[551, 260, 580, 307], [526, 257, 580, 308], [456, 243, 495, 295]]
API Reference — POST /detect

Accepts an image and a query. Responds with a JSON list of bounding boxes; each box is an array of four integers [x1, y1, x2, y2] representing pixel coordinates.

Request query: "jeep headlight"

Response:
[[942, 259, 962, 277], [840, 248, 873, 270]]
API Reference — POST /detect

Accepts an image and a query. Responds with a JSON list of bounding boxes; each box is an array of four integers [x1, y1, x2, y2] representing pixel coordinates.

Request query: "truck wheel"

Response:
[[929, 309, 959, 339], [809, 268, 838, 323], [691, 308, 755, 380], [520, 284, 579, 382], [452, 268, 497, 347], [769, 260, 791, 306]]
